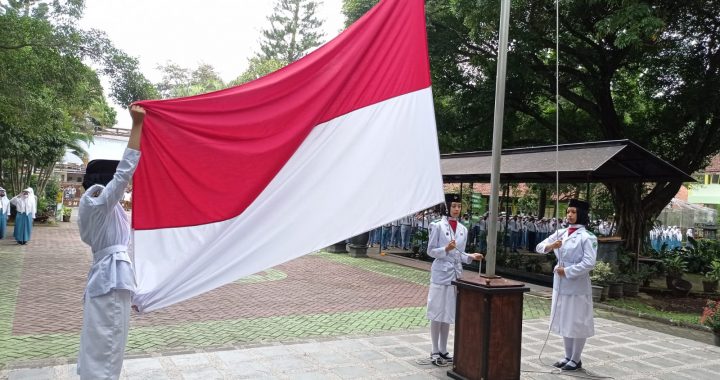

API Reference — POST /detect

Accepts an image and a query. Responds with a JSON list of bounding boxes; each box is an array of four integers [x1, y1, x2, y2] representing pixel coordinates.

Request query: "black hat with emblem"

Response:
[[83, 159, 120, 190], [442, 193, 461, 215], [567, 198, 590, 225]]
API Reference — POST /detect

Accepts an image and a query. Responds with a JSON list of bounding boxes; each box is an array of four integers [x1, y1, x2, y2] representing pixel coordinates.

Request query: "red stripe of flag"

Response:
[[133, 0, 430, 230]]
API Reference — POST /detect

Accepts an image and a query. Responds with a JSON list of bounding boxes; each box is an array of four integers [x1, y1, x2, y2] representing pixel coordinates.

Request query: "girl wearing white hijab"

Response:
[[10, 187, 37, 244], [0, 187, 10, 239]]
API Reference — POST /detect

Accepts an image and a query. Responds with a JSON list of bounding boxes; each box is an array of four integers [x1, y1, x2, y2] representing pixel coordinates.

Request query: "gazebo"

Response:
[[438, 139, 695, 274], [440, 139, 694, 184]]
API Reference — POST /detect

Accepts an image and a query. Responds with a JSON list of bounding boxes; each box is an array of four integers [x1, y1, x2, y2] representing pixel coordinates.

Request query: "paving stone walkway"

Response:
[[3, 317, 720, 379]]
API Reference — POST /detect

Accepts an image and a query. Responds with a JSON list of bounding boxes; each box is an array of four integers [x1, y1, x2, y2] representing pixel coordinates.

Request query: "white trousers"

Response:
[[77, 289, 132, 380]]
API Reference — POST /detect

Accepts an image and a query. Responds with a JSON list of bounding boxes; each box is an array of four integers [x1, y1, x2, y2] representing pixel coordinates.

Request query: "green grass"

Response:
[[315, 250, 431, 285], [603, 298, 702, 326]]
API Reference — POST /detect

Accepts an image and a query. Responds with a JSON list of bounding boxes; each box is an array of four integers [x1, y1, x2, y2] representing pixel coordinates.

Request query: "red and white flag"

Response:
[[132, 0, 443, 312]]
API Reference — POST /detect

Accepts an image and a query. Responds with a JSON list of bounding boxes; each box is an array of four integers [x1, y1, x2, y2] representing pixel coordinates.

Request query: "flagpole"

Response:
[[484, 0, 511, 277], [450, 4, 529, 376]]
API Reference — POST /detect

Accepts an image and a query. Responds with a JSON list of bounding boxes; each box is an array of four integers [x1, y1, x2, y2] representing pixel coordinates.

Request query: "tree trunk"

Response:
[[606, 181, 682, 254], [537, 188, 547, 218], [609, 183, 646, 254], [37, 162, 56, 196], [11, 156, 20, 194]]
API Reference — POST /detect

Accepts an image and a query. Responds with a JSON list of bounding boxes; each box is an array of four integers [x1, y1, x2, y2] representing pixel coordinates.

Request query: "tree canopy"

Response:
[[343, 0, 720, 252], [156, 62, 227, 99], [233, 0, 325, 85], [259, 0, 324, 63], [0, 0, 157, 197]]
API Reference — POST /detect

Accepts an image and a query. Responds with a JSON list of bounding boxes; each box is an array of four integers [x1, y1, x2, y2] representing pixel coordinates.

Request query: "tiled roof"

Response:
[[703, 154, 720, 173]]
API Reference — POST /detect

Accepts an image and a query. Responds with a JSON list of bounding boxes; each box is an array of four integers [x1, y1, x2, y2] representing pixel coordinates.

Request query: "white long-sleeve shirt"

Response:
[[427, 217, 473, 285], [536, 225, 597, 295], [0, 196, 9, 216], [10, 194, 37, 218], [78, 148, 140, 298]]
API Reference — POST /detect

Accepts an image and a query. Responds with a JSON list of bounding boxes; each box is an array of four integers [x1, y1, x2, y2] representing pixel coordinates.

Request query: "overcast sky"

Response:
[[80, 0, 347, 130]]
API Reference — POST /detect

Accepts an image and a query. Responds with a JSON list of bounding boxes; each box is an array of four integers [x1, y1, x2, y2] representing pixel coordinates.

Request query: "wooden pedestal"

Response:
[[447, 275, 529, 380]]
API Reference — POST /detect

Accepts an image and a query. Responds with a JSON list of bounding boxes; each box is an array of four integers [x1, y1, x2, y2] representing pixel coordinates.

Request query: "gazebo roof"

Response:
[[440, 140, 695, 183]]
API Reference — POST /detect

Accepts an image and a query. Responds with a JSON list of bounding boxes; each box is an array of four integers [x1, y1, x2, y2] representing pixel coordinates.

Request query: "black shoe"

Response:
[[430, 353, 448, 367], [561, 360, 582, 371], [552, 358, 570, 368], [439, 352, 453, 363]]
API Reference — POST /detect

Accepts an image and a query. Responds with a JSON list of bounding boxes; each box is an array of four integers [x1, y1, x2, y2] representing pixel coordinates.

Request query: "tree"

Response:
[[231, 0, 325, 86], [156, 62, 227, 99], [230, 57, 285, 86], [343, 0, 720, 253], [258, 0, 325, 64], [426, 0, 720, 253], [0, 0, 157, 196], [1, 1, 158, 105], [341, 0, 377, 27]]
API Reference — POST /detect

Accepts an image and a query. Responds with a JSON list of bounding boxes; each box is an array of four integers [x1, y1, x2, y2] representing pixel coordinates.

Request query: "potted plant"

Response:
[[700, 299, 720, 346], [703, 260, 720, 293], [411, 228, 429, 258], [637, 263, 654, 287], [616, 250, 640, 297], [622, 272, 641, 297], [607, 272, 624, 299], [62, 207, 72, 222], [661, 255, 688, 290], [590, 261, 613, 301]]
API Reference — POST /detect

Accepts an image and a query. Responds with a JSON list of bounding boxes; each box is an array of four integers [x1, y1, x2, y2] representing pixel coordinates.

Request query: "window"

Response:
[[703, 174, 720, 184]]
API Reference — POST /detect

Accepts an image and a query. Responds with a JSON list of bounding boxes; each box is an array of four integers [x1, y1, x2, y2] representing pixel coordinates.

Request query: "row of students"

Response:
[[649, 225, 688, 251], [469, 215, 558, 253], [369, 211, 442, 250]]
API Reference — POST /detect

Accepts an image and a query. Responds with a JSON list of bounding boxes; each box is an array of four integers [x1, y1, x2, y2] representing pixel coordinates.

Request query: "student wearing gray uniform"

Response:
[[76, 105, 145, 380]]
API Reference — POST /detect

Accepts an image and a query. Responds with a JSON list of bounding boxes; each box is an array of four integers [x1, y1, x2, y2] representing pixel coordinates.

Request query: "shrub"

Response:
[[661, 255, 688, 278], [700, 299, 720, 332], [705, 260, 720, 282], [590, 261, 613, 284]]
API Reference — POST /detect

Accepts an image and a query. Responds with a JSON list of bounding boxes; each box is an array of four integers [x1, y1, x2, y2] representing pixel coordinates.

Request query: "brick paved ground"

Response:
[[2, 214, 718, 380], [0, 215, 552, 371]]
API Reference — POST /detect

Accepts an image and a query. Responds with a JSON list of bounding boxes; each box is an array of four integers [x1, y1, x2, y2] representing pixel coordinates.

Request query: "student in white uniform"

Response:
[[76, 105, 145, 380], [426, 193, 483, 365], [536, 199, 597, 372], [476, 215, 488, 253], [10, 187, 36, 244], [0, 187, 9, 239], [400, 214, 413, 250]]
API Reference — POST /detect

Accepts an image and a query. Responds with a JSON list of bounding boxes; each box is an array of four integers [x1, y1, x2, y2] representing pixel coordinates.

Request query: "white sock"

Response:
[[439, 322, 450, 354], [430, 321, 441, 354], [570, 338, 586, 364], [563, 337, 573, 361]]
